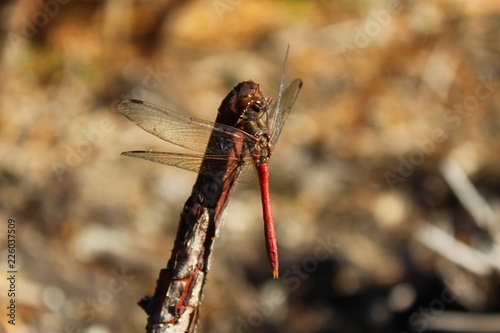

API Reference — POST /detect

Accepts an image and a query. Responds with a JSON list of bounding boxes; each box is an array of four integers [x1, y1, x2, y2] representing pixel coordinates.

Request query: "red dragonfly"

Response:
[[118, 55, 302, 279]]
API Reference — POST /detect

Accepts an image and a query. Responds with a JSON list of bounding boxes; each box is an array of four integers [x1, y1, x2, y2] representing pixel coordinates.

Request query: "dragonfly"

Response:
[[118, 53, 302, 279]]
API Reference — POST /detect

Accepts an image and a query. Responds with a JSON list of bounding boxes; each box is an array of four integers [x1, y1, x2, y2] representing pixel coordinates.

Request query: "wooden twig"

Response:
[[413, 221, 492, 276], [439, 158, 496, 233], [135, 82, 266, 332], [118, 48, 301, 331], [423, 311, 500, 332], [139, 206, 210, 332]]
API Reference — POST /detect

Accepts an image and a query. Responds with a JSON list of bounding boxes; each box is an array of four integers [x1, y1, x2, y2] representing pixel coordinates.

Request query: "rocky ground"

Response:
[[1, 1, 500, 332]]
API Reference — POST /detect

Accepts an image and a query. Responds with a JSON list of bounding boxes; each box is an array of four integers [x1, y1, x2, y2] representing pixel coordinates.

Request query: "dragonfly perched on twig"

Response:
[[118, 50, 302, 279]]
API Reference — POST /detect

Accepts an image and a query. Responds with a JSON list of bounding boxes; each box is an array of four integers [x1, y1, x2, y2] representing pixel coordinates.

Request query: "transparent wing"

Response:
[[122, 151, 209, 173], [268, 78, 303, 147], [122, 151, 257, 183], [117, 99, 257, 155]]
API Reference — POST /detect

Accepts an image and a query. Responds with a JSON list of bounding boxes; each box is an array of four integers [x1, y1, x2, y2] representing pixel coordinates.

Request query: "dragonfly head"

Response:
[[217, 80, 269, 129], [237, 94, 268, 121]]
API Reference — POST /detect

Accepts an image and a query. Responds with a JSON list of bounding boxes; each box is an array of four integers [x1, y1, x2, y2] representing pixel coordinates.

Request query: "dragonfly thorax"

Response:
[[252, 131, 273, 166]]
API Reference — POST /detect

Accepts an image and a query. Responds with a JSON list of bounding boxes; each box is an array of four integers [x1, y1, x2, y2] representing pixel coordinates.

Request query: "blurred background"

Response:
[[1, 0, 500, 332]]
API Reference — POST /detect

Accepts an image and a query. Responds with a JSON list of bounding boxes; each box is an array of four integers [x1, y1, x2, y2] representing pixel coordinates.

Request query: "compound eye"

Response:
[[237, 95, 254, 114], [249, 99, 264, 112]]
